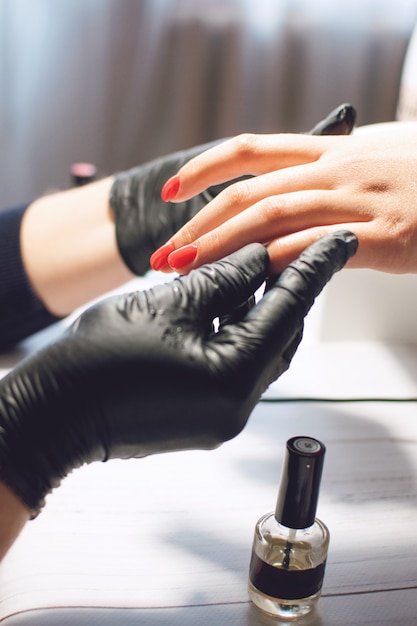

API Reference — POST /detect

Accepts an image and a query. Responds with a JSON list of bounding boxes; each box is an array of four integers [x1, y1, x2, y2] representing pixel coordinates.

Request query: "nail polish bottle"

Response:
[[248, 436, 329, 620], [70, 162, 97, 187]]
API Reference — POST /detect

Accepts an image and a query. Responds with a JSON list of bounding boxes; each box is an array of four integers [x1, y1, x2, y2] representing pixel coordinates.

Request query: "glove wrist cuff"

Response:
[[109, 172, 152, 276]]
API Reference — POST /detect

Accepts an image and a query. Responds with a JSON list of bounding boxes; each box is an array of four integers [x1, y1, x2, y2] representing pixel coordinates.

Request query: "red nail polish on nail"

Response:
[[150, 241, 176, 271], [161, 175, 180, 202], [168, 244, 198, 270]]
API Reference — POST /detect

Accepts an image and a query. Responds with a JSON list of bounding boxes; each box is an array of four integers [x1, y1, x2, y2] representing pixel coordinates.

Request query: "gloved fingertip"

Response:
[[330, 229, 359, 265], [271, 230, 358, 305], [308, 103, 357, 136], [302, 229, 358, 274], [336, 103, 357, 133]]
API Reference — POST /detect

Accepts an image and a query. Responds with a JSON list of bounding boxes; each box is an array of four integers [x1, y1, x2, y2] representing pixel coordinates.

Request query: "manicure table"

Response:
[[0, 270, 416, 625]]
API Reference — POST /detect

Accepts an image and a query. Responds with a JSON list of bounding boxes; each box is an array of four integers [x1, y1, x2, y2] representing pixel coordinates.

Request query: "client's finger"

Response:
[[166, 133, 344, 203], [165, 188, 364, 274]]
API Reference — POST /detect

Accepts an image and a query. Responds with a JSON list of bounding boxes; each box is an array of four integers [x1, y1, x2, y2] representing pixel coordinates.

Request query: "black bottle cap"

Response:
[[274, 436, 326, 529]]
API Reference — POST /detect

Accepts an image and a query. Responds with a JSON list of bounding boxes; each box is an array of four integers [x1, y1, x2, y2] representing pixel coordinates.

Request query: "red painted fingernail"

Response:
[[161, 175, 180, 202], [168, 244, 198, 270], [150, 241, 176, 271]]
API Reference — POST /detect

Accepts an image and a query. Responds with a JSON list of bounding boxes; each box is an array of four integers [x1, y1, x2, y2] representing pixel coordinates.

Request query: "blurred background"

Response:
[[2, 0, 417, 208]]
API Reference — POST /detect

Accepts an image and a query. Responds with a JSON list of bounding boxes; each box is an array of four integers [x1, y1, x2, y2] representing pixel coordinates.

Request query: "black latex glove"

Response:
[[308, 102, 356, 136], [0, 230, 357, 516], [109, 104, 356, 275]]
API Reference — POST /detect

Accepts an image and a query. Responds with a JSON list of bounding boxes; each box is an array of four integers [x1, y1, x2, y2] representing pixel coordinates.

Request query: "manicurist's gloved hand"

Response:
[[0, 231, 357, 517], [109, 105, 356, 275]]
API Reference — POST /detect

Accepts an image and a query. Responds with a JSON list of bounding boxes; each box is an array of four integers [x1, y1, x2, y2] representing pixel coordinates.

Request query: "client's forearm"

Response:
[[0, 480, 30, 562], [20, 177, 133, 317]]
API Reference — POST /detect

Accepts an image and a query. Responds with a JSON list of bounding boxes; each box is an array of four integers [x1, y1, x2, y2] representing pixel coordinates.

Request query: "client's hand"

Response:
[[109, 105, 356, 275], [0, 231, 357, 517], [150, 118, 417, 276]]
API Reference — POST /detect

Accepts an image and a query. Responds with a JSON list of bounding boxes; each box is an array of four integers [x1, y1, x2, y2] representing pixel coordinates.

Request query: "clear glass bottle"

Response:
[[248, 436, 330, 620]]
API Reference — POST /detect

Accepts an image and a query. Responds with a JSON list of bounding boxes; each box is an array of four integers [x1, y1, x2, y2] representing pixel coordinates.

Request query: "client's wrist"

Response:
[[21, 179, 132, 317]]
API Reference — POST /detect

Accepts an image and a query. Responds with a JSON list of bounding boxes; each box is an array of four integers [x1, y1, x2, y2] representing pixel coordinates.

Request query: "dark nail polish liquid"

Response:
[[248, 436, 329, 620]]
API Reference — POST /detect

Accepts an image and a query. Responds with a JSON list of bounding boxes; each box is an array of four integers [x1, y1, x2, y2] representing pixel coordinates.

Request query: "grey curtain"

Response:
[[1, 0, 417, 207]]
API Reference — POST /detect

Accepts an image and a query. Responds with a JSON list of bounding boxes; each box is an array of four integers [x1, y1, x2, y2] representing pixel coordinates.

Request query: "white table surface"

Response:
[[0, 277, 417, 625]]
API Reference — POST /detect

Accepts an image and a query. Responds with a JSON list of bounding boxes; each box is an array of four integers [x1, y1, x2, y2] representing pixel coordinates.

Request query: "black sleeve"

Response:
[[0, 204, 62, 352]]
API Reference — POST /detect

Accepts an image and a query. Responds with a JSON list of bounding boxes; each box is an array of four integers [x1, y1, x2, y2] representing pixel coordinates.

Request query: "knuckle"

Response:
[[223, 178, 254, 207], [201, 228, 223, 254], [231, 133, 260, 162], [180, 220, 199, 243], [260, 196, 282, 221], [257, 195, 289, 223]]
